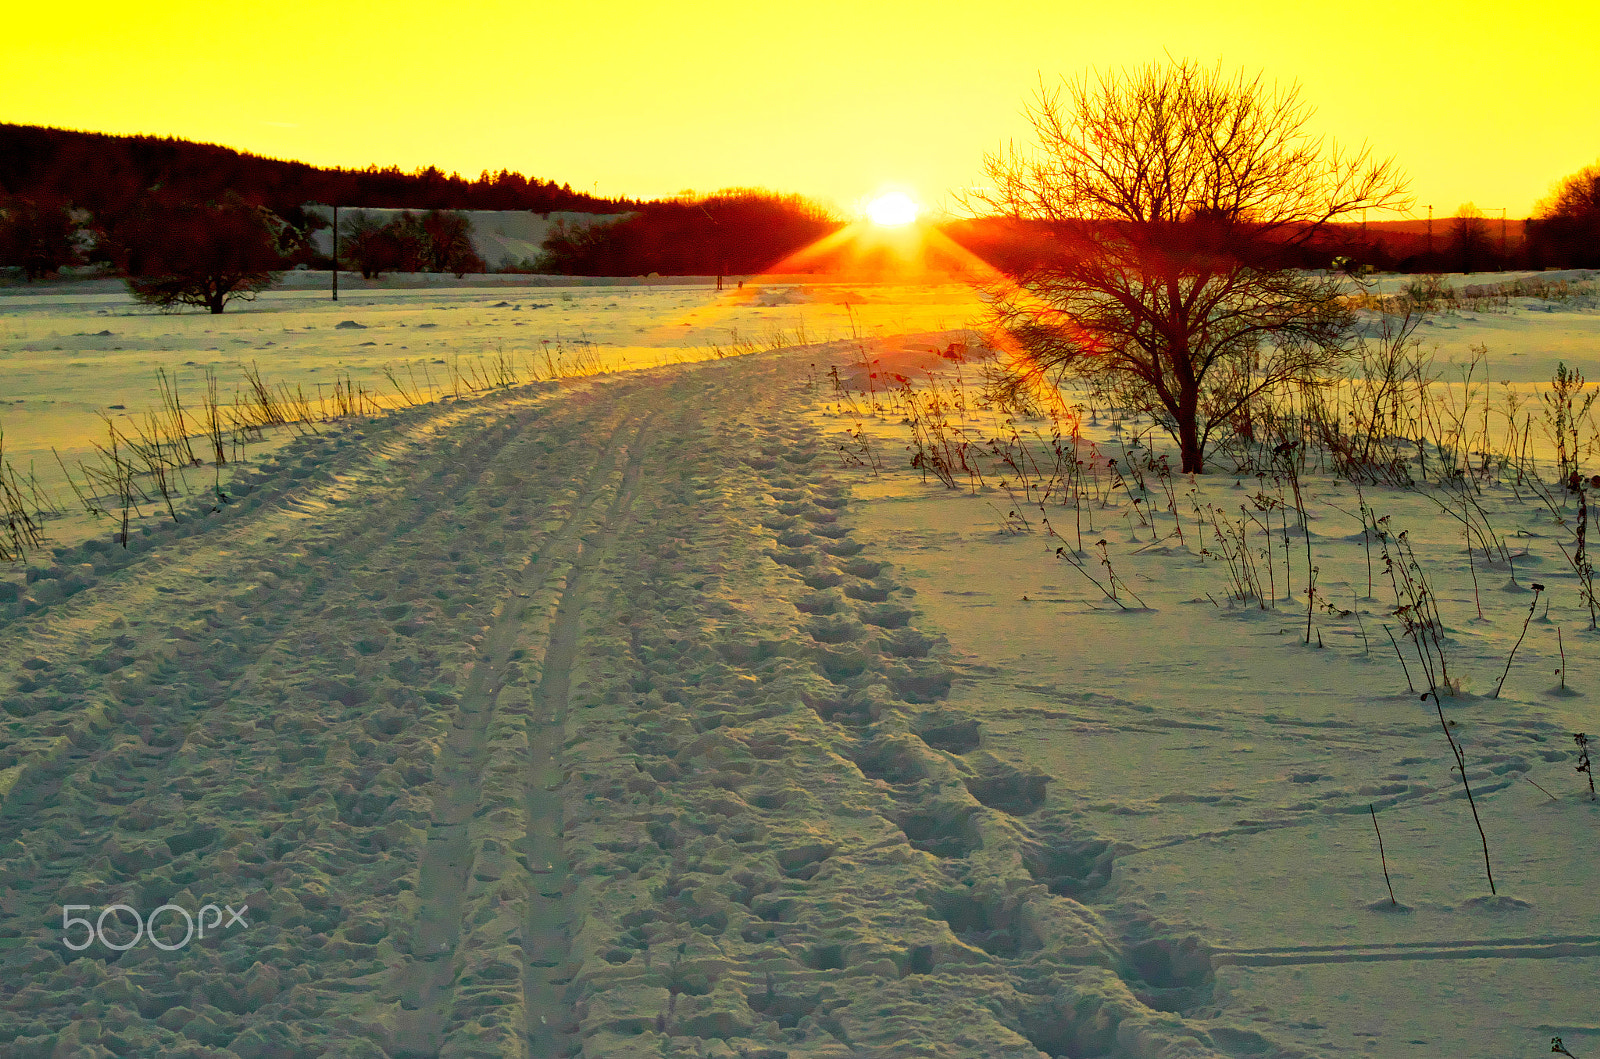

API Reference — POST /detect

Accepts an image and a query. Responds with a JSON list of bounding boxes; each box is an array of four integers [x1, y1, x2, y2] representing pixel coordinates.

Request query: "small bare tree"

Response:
[[117, 196, 286, 314], [971, 60, 1411, 472]]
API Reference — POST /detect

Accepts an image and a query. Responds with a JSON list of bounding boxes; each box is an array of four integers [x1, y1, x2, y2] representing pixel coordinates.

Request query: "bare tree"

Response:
[[970, 60, 1411, 472], [1449, 203, 1493, 273], [420, 209, 486, 277], [337, 209, 401, 279], [117, 196, 286, 313], [1539, 162, 1600, 220], [1528, 161, 1600, 268]]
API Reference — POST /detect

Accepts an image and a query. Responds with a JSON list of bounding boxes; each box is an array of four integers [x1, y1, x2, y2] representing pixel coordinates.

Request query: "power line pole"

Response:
[[1426, 205, 1433, 257], [332, 204, 339, 302]]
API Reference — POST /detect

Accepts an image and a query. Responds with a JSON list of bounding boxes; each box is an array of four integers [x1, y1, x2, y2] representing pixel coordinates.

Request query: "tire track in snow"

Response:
[[519, 411, 655, 1058], [386, 407, 653, 1057]]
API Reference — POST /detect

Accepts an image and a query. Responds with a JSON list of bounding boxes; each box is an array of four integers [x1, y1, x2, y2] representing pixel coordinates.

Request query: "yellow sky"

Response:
[[5, 1, 1597, 218]]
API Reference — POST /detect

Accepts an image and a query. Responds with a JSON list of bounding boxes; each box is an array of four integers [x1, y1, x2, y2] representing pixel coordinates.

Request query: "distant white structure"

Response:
[[302, 207, 632, 270]]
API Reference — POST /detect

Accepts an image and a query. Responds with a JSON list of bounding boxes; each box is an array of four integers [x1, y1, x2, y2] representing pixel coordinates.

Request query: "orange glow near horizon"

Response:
[[720, 217, 1086, 417], [622, 217, 1014, 345], [4, 2, 1598, 217], [763, 219, 980, 278]]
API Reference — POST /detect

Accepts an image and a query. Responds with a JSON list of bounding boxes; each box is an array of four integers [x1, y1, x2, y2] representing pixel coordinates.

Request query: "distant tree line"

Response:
[[1324, 171, 1600, 274], [539, 190, 841, 275], [942, 215, 1388, 276], [0, 123, 634, 308], [0, 126, 847, 299], [0, 123, 627, 220]]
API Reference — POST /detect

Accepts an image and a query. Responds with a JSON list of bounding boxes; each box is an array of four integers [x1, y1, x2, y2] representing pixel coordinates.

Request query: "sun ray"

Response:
[[633, 208, 1052, 358]]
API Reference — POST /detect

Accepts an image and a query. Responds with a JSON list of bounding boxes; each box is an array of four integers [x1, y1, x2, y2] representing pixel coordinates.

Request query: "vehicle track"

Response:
[[518, 414, 655, 1058], [386, 411, 651, 1058]]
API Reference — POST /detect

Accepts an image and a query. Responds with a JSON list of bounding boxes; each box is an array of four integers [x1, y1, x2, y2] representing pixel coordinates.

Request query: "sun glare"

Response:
[[864, 191, 919, 227]]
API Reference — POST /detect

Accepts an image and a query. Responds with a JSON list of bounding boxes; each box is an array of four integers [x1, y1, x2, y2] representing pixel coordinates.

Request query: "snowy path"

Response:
[[1, 340, 1595, 1059], [0, 349, 1115, 1058]]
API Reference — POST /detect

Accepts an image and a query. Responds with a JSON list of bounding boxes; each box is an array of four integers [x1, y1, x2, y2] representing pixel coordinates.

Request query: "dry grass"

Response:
[[2, 335, 663, 557], [0, 430, 50, 562]]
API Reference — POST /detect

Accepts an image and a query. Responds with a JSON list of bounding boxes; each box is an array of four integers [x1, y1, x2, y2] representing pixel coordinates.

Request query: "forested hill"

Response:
[[0, 124, 630, 216]]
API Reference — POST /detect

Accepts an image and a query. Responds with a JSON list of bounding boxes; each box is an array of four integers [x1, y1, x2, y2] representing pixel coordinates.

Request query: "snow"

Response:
[[0, 272, 1595, 1058]]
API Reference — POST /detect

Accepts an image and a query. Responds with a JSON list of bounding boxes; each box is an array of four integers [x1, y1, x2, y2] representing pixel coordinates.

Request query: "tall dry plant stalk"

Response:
[[0, 431, 49, 562]]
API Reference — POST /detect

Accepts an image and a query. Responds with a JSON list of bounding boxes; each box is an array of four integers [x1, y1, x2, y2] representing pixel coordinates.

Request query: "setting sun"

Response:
[[864, 191, 920, 227]]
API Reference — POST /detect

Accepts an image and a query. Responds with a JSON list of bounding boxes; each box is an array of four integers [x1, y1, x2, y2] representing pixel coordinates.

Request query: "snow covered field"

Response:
[[0, 275, 980, 502], [0, 275, 1596, 1058]]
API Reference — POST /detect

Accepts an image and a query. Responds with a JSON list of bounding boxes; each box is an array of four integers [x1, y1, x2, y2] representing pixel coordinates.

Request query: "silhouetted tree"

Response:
[[1449, 203, 1494, 273], [115, 196, 286, 313], [968, 60, 1409, 472], [0, 197, 80, 279], [338, 210, 403, 278], [1527, 162, 1600, 269], [420, 210, 485, 276], [386, 212, 431, 272]]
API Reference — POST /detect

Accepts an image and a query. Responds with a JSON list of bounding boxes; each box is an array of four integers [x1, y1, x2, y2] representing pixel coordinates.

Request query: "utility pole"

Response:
[[1500, 207, 1508, 259], [1426, 205, 1433, 257], [332, 204, 339, 302]]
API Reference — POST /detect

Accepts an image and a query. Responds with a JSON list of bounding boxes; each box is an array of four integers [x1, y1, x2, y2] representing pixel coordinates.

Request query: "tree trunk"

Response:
[[1177, 385, 1204, 473]]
